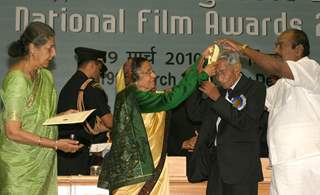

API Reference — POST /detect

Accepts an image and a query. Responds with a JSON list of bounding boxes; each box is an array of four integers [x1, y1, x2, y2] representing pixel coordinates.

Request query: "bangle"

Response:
[[241, 44, 248, 52], [38, 136, 42, 146], [55, 140, 58, 151]]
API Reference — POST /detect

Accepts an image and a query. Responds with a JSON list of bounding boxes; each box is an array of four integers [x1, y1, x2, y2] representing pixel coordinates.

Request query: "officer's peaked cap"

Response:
[[74, 47, 107, 74]]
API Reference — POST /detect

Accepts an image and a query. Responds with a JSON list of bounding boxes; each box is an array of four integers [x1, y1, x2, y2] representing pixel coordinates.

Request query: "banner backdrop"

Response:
[[1, 0, 320, 108]]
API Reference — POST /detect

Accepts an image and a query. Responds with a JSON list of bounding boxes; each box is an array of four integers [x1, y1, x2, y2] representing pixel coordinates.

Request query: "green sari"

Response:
[[0, 68, 58, 195], [98, 60, 208, 192]]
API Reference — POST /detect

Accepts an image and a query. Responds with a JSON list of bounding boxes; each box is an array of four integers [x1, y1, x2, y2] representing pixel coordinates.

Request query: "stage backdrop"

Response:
[[1, 0, 320, 108]]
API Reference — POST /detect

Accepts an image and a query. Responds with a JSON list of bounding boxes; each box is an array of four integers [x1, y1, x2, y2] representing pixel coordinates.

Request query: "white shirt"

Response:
[[266, 56, 320, 165]]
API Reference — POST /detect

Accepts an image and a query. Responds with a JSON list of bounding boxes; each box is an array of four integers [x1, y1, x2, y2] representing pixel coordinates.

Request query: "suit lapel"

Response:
[[229, 74, 251, 98], [216, 74, 252, 142]]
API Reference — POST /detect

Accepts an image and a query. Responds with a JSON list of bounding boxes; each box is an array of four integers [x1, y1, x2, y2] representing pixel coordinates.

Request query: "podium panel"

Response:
[[58, 157, 271, 195]]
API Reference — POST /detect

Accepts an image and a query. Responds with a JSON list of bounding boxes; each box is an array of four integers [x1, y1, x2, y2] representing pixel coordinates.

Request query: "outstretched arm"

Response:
[[217, 39, 293, 79], [137, 44, 219, 113]]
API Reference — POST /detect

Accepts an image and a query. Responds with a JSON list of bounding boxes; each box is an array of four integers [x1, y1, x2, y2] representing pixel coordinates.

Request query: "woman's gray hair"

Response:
[[8, 22, 55, 58], [218, 50, 240, 65]]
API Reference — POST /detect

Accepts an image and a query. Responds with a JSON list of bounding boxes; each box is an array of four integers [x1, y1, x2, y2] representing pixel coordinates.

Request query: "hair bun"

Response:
[[8, 39, 26, 58]]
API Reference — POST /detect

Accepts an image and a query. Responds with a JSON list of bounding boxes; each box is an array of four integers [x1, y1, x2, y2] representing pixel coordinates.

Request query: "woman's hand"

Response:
[[56, 139, 83, 153], [198, 43, 219, 75], [163, 87, 172, 93], [203, 62, 217, 77]]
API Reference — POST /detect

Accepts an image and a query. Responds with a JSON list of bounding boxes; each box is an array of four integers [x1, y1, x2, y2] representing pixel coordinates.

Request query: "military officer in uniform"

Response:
[[57, 47, 113, 175]]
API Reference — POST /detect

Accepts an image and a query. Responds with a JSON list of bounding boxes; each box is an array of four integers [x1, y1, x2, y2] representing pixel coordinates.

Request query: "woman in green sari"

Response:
[[0, 22, 82, 195], [98, 46, 216, 195]]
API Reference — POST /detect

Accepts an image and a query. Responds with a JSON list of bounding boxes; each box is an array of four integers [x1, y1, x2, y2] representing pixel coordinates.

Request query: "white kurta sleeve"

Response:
[[265, 84, 277, 110], [286, 57, 320, 92]]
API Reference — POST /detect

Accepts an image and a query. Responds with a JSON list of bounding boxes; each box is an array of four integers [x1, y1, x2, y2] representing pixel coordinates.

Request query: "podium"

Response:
[[259, 158, 272, 195], [166, 157, 271, 195], [58, 157, 271, 195]]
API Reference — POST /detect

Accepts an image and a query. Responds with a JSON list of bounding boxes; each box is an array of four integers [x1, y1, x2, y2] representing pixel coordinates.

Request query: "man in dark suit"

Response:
[[188, 50, 266, 195], [185, 90, 218, 183]]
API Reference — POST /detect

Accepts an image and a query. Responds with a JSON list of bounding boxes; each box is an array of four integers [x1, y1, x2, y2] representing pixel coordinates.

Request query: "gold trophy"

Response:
[[207, 44, 221, 83], [208, 44, 221, 65]]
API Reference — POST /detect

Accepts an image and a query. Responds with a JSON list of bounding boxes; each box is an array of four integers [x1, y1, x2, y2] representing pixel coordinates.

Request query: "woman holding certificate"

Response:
[[98, 44, 217, 195], [0, 22, 81, 195]]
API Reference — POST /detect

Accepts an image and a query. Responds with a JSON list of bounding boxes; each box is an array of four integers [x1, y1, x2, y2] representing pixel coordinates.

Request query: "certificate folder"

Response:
[[43, 109, 95, 125], [89, 143, 112, 153]]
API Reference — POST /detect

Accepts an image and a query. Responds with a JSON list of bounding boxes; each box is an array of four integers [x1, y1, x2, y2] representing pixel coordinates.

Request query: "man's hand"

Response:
[[217, 39, 244, 53], [58, 109, 78, 116], [181, 131, 199, 152], [199, 81, 221, 101]]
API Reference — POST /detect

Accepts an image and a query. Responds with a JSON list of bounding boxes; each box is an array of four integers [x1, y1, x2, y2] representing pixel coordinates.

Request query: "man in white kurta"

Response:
[[266, 56, 320, 195], [219, 29, 320, 195]]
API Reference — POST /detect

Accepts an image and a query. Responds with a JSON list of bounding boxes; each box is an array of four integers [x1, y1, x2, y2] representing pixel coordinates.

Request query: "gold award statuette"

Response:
[[208, 44, 220, 65]]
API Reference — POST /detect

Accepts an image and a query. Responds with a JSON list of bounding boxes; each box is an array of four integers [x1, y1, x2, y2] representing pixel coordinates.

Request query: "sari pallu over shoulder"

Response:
[[98, 85, 154, 191]]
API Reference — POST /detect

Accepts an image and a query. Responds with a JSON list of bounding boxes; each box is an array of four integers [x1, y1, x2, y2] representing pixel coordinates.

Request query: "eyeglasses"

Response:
[[137, 69, 155, 75]]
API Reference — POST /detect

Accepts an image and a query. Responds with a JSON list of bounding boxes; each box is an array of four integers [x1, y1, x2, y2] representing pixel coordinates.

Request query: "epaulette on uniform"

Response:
[[91, 81, 104, 91]]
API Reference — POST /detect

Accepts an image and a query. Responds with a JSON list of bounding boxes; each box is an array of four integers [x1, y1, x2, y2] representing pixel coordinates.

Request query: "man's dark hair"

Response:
[[287, 29, 310, 57]]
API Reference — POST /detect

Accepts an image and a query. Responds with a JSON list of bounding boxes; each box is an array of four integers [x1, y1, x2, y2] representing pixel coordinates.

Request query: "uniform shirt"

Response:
[[266, 56, 320, 165], [57, 71, 111, 145]]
